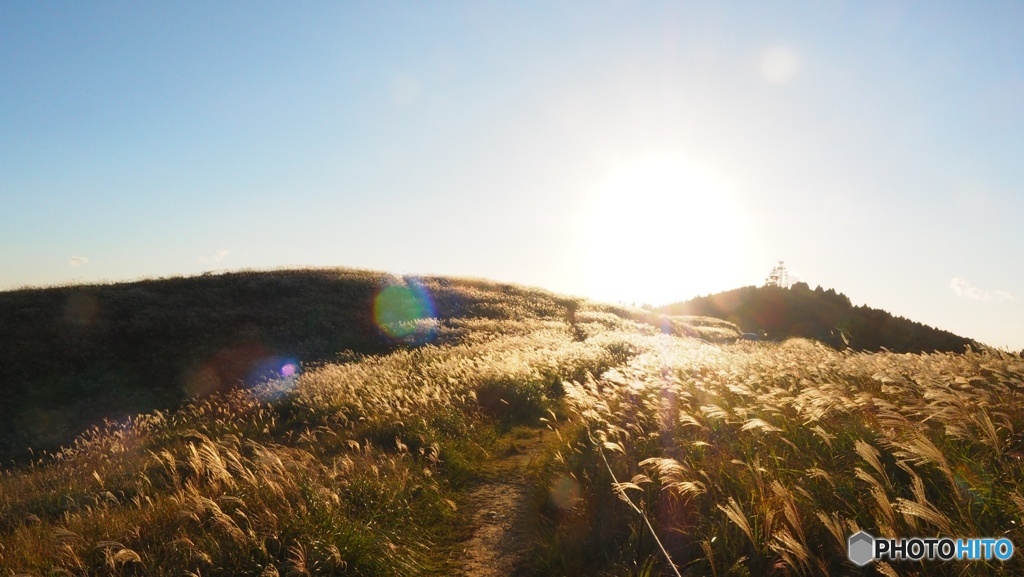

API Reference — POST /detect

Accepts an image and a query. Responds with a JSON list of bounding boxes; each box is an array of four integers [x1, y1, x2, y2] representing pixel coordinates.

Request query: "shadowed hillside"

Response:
[[658, 283, 977, 353], [0, 268, 734, 465]]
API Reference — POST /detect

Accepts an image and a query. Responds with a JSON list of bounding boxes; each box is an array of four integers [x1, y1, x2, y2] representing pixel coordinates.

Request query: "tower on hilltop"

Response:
[[765, 261, 790, 288]]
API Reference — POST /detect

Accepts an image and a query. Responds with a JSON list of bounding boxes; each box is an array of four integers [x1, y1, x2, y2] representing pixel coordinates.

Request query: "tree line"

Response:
[[658, 283, 976, 354]]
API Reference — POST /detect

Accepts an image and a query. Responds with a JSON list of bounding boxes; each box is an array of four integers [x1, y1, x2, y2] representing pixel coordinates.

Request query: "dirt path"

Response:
[[457, 428, 553, 577]]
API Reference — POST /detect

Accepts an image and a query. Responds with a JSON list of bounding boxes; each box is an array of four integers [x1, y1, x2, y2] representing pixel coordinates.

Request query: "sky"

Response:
[[2, 1, 1023, 350]]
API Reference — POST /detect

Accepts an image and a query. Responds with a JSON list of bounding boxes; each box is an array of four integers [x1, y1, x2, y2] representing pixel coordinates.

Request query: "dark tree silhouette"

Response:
[[658, 285, 975, 354]]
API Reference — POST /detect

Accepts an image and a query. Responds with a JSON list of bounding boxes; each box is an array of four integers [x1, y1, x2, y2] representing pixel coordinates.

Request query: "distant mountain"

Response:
[[657, 283, 977, 354]]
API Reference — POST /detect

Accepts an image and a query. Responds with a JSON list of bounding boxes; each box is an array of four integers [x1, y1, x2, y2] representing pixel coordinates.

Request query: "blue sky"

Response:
[[2, 1, 1023, 349]]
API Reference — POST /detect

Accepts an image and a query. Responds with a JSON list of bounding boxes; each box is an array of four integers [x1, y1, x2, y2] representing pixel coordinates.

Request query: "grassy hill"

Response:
[[0, 268, 733, 465], [658, 283, 977, 354], [1, 269, 1021, 576]]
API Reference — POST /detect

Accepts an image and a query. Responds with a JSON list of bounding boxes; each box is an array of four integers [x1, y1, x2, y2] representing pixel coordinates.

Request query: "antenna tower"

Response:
[[765, 261, 790, 288]]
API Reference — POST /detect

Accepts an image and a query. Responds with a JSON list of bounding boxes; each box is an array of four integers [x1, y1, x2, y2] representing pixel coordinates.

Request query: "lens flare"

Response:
[[374, 278, 437, 343], [761, 46, 799, 84], [181, 346, 300, 402], [549, 475, 580, 510], [247, 355, 301, 401], [182, 364, 222, 398]]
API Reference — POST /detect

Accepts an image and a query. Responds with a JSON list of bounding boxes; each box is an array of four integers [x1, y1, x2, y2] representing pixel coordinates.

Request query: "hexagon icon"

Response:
[[848, 531, 875, 566]]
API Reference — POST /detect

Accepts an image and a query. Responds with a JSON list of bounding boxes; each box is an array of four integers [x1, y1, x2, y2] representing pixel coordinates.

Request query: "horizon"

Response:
[[0, 265, 997, 352], [2, 2, 1023, 349]]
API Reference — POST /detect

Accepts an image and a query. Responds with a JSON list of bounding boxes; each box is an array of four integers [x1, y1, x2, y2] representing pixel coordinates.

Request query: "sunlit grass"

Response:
[[529, 336, 1024, 576], [0, 280, 660, 575], [5, 269, 1018, 576]]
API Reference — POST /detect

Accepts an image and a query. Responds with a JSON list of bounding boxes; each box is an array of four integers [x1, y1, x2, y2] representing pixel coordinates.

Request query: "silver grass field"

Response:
[[1, 279, 1022, 576]]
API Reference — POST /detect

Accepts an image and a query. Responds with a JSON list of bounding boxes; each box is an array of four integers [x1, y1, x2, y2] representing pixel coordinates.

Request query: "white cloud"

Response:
[[950, 277, 1014, 302], [198, 249, 230, 264], [993, 289, 1016, 302], [68, 255, 89, 267]]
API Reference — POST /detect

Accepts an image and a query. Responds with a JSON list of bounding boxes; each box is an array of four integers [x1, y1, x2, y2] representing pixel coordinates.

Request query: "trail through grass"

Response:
[[0, 282, 670, 576], [457, 426, 557, 576]]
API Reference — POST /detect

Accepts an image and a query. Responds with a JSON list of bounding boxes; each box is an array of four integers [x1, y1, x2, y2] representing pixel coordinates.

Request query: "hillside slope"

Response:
[[658, 283, 976, 353], [0, 268, 736, 464]]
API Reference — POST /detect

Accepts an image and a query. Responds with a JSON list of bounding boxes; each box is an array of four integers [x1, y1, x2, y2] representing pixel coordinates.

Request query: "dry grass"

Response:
[[5, 270, 1019, 576], [0, 287, 655, 576], [529, 337, 1024, 576]]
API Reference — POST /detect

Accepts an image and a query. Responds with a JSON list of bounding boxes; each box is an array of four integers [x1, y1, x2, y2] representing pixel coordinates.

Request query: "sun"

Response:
[[577, 152, 754, 306]]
